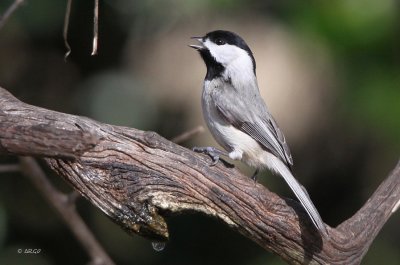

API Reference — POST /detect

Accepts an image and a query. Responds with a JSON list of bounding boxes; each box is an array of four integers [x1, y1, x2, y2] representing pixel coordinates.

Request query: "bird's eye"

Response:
[[215, 38, 225, 45]]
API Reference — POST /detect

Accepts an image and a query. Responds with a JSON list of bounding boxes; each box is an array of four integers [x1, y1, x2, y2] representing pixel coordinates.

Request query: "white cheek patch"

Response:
[[204, 39, 243, 66], [204, 39, 254, 76]]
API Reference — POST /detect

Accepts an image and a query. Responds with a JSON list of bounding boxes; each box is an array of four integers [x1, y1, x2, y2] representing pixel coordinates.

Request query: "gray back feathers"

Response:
[[212, 79, 293, 168]]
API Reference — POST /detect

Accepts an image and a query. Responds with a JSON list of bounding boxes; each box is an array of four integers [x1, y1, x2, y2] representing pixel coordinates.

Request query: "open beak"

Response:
[[189, 36, 204, 50]]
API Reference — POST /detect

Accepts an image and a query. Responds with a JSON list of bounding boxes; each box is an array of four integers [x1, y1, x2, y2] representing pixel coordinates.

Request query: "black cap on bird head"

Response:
[[190, 30, 256, 80]]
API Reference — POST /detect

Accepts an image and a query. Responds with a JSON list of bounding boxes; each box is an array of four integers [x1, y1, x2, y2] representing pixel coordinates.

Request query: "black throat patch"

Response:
[[199, 48, 225, 81]]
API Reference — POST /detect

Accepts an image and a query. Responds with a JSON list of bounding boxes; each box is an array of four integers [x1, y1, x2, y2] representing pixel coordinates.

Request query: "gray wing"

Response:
[[214, 87, 293, 168]]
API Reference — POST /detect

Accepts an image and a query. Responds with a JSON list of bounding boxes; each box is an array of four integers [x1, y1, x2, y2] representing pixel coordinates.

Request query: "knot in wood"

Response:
[[143, 131, 162, 148]]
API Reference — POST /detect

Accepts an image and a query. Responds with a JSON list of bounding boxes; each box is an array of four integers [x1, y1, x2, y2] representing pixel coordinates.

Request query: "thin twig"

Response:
[[0, 0, 25, 30], [63, 0, 72, 60], [171, 126, 205, 144], [19, 157, 115, 265], [91, 0, 99, 56], [67, 190, 80, 204], [0, 164, 20, 173]]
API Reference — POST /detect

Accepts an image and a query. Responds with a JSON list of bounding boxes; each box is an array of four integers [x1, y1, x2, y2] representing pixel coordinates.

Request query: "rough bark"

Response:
[[0, 87, 398, 264]]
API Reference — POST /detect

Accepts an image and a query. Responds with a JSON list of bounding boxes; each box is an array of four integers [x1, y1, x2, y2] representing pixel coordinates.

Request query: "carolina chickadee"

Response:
[[190, 30, 326, 234]]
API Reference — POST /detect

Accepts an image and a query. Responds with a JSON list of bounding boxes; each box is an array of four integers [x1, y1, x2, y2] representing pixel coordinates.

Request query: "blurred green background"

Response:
[[0, 0, 399, 264]]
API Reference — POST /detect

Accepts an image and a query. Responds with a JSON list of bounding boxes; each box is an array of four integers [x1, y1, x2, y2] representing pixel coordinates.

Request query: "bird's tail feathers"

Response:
[[269, 157, 327, 234]]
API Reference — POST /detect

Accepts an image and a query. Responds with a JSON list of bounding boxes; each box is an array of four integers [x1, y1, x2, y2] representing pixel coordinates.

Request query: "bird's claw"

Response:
[[193, 146, 223, 166], [210, 156, 220, 166]]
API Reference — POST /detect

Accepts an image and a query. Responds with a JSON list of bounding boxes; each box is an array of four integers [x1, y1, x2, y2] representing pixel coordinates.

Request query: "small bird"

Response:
[[190, 30, 326, 234]]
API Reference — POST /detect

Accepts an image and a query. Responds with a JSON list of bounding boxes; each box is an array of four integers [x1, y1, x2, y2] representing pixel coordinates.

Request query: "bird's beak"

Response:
[[189, 36, 204, 50]]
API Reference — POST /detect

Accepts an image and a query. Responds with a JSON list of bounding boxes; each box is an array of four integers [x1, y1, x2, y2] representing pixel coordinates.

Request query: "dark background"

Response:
[[0, 0, 399, 264]]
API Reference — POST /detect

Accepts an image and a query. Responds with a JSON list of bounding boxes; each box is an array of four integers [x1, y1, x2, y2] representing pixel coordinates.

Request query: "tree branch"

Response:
[[0, 0, 25, 30], [171, 125, 204, 144], [0, 163, 20, 173], [0, 87, 398, 264], [63, 0, 72, 60], [19, 157, 115, 265], [0, 89, 100, 158], [91, 0, 99, 56]]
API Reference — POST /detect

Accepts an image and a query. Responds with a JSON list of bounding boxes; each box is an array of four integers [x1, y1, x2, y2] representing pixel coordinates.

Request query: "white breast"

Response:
[[201, 81, 269, 169]]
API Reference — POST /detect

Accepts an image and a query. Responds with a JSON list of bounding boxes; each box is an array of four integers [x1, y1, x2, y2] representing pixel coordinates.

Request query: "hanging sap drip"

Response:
[[151, 241, 166, 252]]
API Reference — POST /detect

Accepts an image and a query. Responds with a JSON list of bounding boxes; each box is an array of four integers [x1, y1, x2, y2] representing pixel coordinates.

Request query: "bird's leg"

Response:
[[251, 169, 259, 182], [192, 146, 228, 166]]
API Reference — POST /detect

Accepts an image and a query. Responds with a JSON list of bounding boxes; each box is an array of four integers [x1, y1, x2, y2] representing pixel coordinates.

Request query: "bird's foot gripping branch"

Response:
[[0, 87, 399, 265]]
